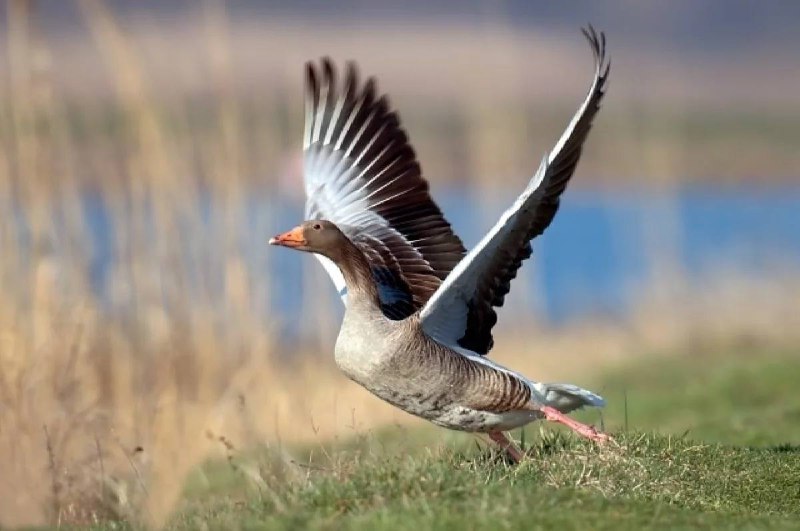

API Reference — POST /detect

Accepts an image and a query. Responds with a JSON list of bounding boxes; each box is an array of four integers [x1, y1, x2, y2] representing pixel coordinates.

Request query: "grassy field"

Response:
[[115, 345, 800, 530], [173, 436, 800, 530]]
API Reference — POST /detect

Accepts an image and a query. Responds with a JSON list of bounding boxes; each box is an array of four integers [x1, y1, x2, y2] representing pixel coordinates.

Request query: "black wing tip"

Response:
[[344, 60, 359, 91], [304, 61, 318, 88], [305, 57, 370, 94], [307, 57, 336, 89], [324, 58, 339, 87], [581, 24, 610, 82], [305, 57, 333, 76]]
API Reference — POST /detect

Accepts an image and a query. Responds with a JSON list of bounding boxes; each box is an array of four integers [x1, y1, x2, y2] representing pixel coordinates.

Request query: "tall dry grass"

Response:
[[1, 1, 799, 528], [1, 0, 287, 526]]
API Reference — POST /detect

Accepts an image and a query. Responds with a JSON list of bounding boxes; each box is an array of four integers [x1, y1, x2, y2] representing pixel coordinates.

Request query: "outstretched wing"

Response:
[[419, 25, 610, 354], [303, 59, 466, 317]]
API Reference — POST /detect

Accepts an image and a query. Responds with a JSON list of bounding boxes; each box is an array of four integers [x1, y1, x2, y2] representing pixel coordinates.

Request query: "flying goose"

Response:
[[270, 26, 611, 462]]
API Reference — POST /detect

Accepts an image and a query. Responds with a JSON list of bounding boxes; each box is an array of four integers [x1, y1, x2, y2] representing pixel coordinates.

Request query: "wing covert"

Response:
[[303, 59, 466, 315], [420, 26, 610, 354]]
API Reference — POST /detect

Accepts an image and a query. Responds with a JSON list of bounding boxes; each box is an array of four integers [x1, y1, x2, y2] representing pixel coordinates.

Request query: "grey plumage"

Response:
[[420, 27, 610, 355], [271, 26, 612, 456]]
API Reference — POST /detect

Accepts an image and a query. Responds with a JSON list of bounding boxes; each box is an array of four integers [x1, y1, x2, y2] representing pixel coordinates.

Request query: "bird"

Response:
[[270, 26, 611, 462]]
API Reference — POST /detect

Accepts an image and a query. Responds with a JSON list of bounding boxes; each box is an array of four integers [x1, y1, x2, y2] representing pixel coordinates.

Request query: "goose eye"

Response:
[[312, 223, 322, 231]]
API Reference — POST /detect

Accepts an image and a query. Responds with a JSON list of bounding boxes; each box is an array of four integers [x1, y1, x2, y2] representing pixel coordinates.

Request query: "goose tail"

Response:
[[533, 382, 605, 413]]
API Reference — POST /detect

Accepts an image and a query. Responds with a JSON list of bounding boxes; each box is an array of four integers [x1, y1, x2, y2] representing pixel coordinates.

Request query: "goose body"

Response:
[[336, 312, 536, 433], [271, 26, 612, 460], [328, 236, 603, 434]]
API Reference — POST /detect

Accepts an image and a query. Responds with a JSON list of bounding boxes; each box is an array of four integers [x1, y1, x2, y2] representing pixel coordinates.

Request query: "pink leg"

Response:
[[488, 431, 525, 463], [540, 406, 611, 443]]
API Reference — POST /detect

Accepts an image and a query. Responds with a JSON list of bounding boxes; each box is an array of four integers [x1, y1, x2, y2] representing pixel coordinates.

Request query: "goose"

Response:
[[270, 26, 611, 462]]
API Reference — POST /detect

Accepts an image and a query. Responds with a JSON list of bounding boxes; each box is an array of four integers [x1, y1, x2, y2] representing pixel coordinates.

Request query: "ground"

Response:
[[102, 344, 800, 529]]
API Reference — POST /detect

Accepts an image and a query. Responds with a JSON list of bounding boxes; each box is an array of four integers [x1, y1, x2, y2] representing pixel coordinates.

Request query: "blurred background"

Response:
[[1, 0, 799, 526]]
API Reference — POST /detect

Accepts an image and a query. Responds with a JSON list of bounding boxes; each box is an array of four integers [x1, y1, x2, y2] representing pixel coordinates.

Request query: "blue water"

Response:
[[41, 184, 800, 336], [439, 185, 800, 323]]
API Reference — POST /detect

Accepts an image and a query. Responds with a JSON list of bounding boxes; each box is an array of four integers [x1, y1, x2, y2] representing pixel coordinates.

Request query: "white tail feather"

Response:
[[534, 382, 605, 413]]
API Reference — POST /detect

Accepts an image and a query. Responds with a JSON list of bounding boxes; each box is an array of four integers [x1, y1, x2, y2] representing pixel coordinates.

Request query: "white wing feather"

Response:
[[420, 29, 608, 350]]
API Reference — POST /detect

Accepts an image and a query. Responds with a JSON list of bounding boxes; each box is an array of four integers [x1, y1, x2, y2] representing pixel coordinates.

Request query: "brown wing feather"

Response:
[[419, 25, 610, 355], [457, 26, 610, 354], [304, 59, 466, 317]]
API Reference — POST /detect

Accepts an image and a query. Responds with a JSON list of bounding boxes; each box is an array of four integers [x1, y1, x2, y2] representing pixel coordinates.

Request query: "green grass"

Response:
[[170, 435, 800, 530], [581, 345, 800, 446], [103, 346, 800, 529]]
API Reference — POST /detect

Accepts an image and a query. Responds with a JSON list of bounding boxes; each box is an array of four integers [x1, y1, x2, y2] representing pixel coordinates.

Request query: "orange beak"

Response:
[[268, 226, 307, 248]]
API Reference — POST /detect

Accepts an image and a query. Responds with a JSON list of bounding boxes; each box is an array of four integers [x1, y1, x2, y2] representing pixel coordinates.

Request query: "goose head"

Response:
[[269, 219, 345, 258]]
